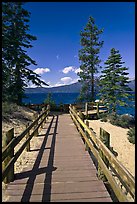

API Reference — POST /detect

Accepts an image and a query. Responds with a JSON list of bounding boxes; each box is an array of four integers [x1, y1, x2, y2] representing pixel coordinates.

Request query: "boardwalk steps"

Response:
[[3, 113, 112, 202]]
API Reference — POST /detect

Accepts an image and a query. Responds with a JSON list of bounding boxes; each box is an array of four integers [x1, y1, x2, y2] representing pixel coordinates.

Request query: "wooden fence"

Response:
[[2, 105, 50, 184], [75, 102, 108, 118], [69, 104, 135, 202]]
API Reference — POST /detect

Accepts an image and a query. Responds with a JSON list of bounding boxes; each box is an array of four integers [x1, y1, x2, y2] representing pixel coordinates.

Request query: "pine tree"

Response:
[[99, 48, 132, 114], [2, 2, 48, 105], [78, 16, 104, 102]]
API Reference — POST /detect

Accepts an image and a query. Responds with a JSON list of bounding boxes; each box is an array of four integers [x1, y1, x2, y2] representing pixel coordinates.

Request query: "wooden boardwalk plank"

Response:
[[3, 113, 112, 202]]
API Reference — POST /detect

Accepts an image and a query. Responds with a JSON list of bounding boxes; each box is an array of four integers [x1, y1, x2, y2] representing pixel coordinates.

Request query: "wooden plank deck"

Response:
[[3, 113, 112, 202]]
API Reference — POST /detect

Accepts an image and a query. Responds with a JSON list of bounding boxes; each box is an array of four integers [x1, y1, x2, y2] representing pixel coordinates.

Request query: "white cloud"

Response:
[[62, 66, 75, 74], [34, 68, 50, 75], [53, 77, 79, 87], [75, 68, 81, 74], [53, 82, 66, 87], [61, 77, 72, 84], [62, 66, 82, 75]]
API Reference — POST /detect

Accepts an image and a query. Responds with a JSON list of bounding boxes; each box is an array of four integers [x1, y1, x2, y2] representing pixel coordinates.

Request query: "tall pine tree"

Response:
[[78, 16, 103, 102], [2, 2, 48, 105], [99, 48, 132, 114]]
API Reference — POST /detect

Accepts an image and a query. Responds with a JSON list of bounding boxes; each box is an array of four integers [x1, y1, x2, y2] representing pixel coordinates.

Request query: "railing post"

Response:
[[85, 120, 89, 151], [47, 104, 50, 120], [44, 105, 49, 123], [78, 111, 85, 140], [85, 102, 88, 118], [2, 128, 14, 183], [43, 107, 47, 123], [33, 112, 38, 136], [71, 106, 78, 128], [41, 107, 45, 128], [69, 104, 72, 116], [90, 102, 93, 110], [98, 127, 110, 182], [72, 106, 77, 116], [78, 111, 85, 121], [97, 102, 99, 118], [26, 122, 30, 152]]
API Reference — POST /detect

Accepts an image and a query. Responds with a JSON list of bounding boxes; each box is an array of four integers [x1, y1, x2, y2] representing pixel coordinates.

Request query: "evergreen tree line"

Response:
[[2, 2, 48, 105], [78, 16, 133, 114]]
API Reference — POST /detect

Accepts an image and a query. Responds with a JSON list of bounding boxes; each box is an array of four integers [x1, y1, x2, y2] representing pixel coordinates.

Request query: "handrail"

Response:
[[69, 104, 135, 202], [2, 105, 50, 182], [70, 106, 135, 190], [2, 106, 49, 161]]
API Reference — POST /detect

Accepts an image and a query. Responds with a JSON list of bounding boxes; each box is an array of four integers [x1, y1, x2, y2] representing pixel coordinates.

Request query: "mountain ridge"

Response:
[[25, 79, 135, 93]]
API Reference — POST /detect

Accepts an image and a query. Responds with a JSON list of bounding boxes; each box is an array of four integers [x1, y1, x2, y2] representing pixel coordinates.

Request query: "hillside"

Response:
[[2, 102, 36, 137], [128, 79, 135, 91], [25, 79, 135, 93], [25, 82, 82, 93]]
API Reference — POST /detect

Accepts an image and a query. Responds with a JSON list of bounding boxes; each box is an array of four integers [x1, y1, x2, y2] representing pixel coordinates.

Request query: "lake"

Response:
[[23, 92, 135, 117]]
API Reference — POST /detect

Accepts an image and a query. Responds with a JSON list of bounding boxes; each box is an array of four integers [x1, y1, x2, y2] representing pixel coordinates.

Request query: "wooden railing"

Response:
[[75, 102, 108, 118], [69, 104, 135, 202], [2, 105, 50, 184]]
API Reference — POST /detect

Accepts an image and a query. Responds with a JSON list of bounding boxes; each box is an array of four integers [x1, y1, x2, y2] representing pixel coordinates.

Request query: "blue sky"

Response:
[[23, 2, 135, 88]]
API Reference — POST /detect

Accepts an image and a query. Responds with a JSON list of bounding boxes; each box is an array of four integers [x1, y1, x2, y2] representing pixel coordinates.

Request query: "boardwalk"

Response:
[[4, 113, 112, 202]]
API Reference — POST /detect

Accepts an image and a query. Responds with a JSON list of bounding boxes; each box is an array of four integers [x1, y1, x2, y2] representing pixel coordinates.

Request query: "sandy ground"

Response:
[[88, 119, 135, 177]]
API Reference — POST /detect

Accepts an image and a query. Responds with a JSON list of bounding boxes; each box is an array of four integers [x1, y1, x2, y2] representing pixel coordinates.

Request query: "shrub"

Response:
[[108, 113, 135, 128], [2, 102, 18, 116], [44, 93, 56, 110], [120, 114, 135, 128], [127, 127, 135, 144], [99, 112, 108, 122], [108, 112, 119, 126], [100, 117, 107, 122]]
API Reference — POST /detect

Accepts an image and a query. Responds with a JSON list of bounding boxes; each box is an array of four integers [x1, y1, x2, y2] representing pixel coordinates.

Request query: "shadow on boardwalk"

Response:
[[15, 113, 59, 202]]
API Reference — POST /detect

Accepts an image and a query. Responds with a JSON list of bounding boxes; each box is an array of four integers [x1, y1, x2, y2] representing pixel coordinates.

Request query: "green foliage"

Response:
[[78, 16, 103, 102], [127, 127, 135, 144], [108, 113, 135, 128], [98, 111, 135, 130], [2, 102, 18, 117], [44, 93, 56, 110], [120, 114, 135, 128], [98, 48, 132, 114], [108, 112, 120, 126], [2, 2, 48, 105], [99, 112, 108, 122]]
